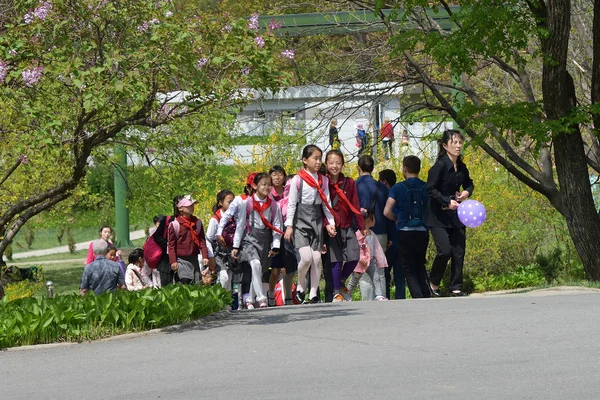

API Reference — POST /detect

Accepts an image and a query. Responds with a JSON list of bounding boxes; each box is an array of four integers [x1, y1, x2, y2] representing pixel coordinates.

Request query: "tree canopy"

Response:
[[0, 0, 294, 256]]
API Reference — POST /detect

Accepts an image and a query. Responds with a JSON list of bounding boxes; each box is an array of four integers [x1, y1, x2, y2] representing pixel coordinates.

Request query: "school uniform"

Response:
[[424, 155, 474, 292], [234, 195, 283, 270], [167, 216, 209, 284], [234, 194, 283, 305], [285, 174, 335, 250], [206, 211, 235, 291]]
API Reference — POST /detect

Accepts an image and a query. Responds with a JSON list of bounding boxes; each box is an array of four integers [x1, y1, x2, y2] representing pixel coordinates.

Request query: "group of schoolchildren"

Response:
[[83, 130, 473, 303], [135, 143, 447, 309]]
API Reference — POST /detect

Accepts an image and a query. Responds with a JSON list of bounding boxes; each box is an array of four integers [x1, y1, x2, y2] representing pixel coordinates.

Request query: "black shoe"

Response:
[[308, 296, 319, 304], [451, 291, 468, 297], [429, 285, 442, 297], [295, 291, 306, 304]]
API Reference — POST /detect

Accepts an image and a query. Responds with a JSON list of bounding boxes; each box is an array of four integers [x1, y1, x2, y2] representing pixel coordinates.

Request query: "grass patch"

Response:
[[42, 262, 85, 296], [12, 237, 146, 263], [11, 226, 146, 254]]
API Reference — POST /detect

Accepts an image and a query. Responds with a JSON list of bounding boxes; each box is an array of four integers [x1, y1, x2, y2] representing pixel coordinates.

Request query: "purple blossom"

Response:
[[196, 57, 209, 69], [280, 49, 295, 60], [268, 18, 282, 30], [254, 36, 265, 48], [9, 49, 17, 56], [241, 66, 251, 75], [248, 13, 259, 30], [24, 12, 35, 24], [0, 59, 7, 84], [33, 1, 52, 20], [138, 18, 160, 33], [20, 154, 29, 164], [221, 23, 232, 33], [22, 65, 43, 87], [197, 46, 203, 54], [145, 148, 156, 155], [165, 11, 173, 18]]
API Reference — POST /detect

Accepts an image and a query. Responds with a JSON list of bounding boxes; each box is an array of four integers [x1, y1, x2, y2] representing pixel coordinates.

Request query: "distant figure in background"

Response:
[[401, 129, 410, 146], [329, 119, 342, 150], [355, 123, 368, 156], [380, 117, 395, 160], [80, 239, 126, 295]]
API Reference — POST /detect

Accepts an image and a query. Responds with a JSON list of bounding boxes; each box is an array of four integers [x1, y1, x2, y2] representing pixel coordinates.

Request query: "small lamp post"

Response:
[[46, 281, 55, 299]]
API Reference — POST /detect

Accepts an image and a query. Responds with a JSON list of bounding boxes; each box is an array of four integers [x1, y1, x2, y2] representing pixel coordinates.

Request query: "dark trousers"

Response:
[[398, 230, 430, 298], [385, 246, 406, 299], [429, 227, 466, 291], [158, 257, 178, 286], [322, 253, 333, 302]]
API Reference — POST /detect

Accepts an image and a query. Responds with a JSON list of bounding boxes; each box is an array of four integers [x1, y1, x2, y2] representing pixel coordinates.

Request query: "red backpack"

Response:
[[143, 216, 171, 269]]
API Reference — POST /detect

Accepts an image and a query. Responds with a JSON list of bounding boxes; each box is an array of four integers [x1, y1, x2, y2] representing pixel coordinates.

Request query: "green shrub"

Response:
[[23, 226, 35, 249], [472, 264, 544, 292], [0, 284, 231, 349], [535, 248, 562, 284]]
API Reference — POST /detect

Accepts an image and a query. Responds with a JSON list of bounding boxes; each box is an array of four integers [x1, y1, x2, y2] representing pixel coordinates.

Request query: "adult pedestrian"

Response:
[[355, 155, 395, 300], [384, 156, 430, 298], [425, 130, 474, 297], [379, 168, 405, 299], [80, 239, 126, 295], [328, 119, 342, 150], [380, 117, 395, 160]]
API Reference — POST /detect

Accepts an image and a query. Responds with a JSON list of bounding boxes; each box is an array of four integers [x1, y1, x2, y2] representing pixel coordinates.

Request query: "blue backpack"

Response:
[[401, 181, 426, 227]]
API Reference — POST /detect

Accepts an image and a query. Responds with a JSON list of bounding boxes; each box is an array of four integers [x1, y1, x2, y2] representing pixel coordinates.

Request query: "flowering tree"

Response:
[[0, 0, 295, 258]]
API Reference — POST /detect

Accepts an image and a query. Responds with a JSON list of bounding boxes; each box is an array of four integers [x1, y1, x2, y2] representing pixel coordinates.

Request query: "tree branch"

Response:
[[0, 158, 22, 187]]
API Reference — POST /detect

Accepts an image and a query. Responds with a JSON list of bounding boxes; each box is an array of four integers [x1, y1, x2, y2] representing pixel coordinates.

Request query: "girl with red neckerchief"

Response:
[[325, 150, 368, 302], [283, 145, 337, 304]]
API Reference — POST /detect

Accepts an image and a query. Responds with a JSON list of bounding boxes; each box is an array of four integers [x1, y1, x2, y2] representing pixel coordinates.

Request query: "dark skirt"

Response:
[[327, 226, 360, 263]]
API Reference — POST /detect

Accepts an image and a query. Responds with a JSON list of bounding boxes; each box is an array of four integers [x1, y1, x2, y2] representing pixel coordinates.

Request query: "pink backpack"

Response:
[[211, 210, 236, 248]]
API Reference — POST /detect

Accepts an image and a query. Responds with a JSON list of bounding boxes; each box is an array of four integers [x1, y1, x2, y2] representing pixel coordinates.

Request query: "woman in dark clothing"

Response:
[[424, 130, 474, 297]]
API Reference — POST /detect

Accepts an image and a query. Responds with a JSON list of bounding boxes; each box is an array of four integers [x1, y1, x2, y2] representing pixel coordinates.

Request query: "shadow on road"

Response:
[[162, 303, 361, 334]]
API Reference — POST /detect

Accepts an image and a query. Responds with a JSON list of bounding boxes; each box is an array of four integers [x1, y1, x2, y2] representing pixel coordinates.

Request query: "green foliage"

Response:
[[66, 226, 76, 254], [56, 226, 64, 245], [0, 284, 231, 349], [23, 225, 34, 249], [472, 264, 545, 292], [534, 248, 563, 284], [0, 0, 293, 259]]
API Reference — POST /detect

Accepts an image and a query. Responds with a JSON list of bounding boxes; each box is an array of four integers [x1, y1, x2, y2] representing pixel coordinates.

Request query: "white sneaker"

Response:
[[374, 296, 388, 301], [245, 302, 255, 310]]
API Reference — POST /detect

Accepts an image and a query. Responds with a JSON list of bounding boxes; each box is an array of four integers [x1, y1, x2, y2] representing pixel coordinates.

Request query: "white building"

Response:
[[229, 82, 453, 164]]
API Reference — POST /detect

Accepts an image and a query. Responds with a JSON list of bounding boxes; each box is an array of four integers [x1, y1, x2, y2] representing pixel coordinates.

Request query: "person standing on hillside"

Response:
[[380, 117, 395, 160]]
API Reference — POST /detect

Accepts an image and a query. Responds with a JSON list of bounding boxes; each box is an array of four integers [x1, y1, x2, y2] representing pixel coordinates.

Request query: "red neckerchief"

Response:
[[297, 169, 334, 215], [330, 174, 362, 216], [252, 196, 284, 235], [212, 209, 222, 222], [180, 215, 201, 248]]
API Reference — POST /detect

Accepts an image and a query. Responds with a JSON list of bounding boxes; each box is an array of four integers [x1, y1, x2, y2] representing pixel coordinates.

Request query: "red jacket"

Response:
[[167, 216, 209, 265], [381, 122, 394, 140], [328, 174, 365, 231]]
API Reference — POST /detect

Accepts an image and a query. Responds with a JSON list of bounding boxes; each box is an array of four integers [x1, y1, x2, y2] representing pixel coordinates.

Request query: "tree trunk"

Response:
[[542, 0, 600, 280]]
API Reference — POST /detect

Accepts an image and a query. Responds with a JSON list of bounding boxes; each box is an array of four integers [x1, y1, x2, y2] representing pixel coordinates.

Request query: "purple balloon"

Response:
[[457, 199, 487, 228]]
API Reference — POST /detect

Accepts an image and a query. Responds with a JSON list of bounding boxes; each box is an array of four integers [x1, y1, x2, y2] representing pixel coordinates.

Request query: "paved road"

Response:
[[2, 291, 600, 399], [6, 230, 147, 260]]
